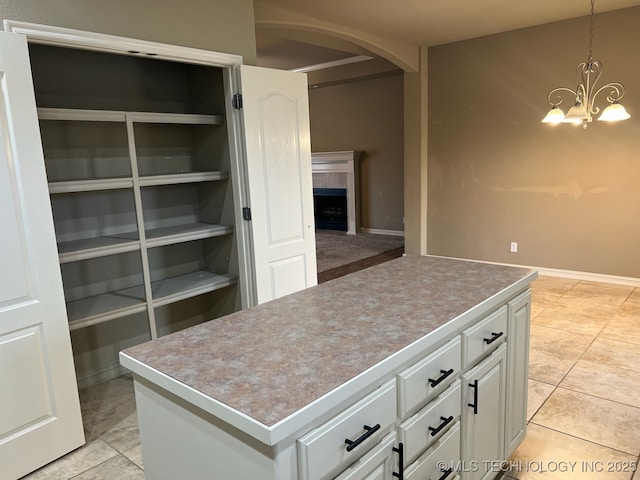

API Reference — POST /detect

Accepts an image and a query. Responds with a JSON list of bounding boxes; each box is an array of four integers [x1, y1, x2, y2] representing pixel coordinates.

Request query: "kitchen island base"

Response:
[[121, 256, 536, 480]]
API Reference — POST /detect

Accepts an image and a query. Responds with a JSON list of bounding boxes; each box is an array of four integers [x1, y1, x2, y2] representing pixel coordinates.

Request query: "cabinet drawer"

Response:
[[462, 306, 507, 368], [399, 380, 461, 465], [298, 380, 397, 480], [334, 433, 396, 480], [404, 422, 460, 480], [397, 336, 461, 418]]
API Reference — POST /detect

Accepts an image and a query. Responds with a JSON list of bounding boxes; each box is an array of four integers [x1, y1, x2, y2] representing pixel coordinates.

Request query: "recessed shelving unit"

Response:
[[32, 42, 242, 354]]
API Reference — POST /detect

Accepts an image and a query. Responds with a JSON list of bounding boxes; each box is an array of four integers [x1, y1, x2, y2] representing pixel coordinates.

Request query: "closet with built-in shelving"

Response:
[[23, 37, 316, 385], [30, 43, 242, 380], [1, 23, 317, 475]]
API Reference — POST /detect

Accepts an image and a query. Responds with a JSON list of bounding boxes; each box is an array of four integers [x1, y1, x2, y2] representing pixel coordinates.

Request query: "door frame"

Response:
[[3, 19, 258, 307]]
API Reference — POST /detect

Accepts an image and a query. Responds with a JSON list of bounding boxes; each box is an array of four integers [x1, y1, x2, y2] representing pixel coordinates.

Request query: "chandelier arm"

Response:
[[591, 82, 625, 104], [547, 87, 578, 106]]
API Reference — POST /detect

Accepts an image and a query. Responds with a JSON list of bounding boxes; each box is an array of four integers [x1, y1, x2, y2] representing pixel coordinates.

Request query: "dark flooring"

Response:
[[317, 246, 405, 283]]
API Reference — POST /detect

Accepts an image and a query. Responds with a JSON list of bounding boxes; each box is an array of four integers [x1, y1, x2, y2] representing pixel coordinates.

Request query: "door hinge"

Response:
[[242, 207, 251, 221], [232, 93, 243, 109]]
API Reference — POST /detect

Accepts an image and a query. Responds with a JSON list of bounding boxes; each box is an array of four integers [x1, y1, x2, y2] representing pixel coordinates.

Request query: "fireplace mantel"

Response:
[[311, 151, 361, 235]]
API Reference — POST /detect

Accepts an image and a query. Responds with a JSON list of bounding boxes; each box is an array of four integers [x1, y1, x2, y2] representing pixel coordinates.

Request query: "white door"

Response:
[[0, 31, 84, 479], [239, 65, 317, 304]]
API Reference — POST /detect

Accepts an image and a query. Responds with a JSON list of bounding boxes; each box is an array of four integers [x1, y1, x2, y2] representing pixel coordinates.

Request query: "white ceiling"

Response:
[[256, 0, 640, 47]]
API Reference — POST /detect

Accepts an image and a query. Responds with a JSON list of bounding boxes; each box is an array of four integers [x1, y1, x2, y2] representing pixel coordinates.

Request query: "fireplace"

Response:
[[311, 151, 361, 235], [313, 188, 347, 231]]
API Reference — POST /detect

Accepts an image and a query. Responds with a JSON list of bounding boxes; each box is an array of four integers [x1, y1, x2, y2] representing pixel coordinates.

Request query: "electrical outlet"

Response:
[[510, 242, 518, 253]]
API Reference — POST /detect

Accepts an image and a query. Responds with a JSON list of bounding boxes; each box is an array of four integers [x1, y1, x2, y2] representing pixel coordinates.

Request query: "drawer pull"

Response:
[[428, 415, 454, 437], [428, 368, 454, 387], [468, 379, 479, 414], [344, 424, 381, 452], [483, 331, 504, 345], [437, 467, 453, 480]]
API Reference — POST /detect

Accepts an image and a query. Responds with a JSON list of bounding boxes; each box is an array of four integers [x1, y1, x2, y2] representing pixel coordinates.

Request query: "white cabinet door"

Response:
[[461, 344, 507, 480], [505, 290, 531, 456], [0, 31, 84, 479], [239, 65, 317, 304]]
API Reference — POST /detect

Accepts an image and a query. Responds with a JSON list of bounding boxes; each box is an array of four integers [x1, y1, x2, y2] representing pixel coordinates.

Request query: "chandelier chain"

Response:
[[588, 0, 595, 61]]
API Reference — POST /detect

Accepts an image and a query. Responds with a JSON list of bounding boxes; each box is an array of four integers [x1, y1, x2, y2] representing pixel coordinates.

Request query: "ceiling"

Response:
[[255, 0, 640, 71]]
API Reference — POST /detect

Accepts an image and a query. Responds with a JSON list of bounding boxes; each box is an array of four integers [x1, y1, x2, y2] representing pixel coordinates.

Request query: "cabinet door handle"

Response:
[[468, 379, 479, 414], [428, 368, 454, 387], [483, 331, 504, 344], [345, 424, 380, 452], [437, 467, 453, 480], [428, 415, 454, 437], [392, 442, 404, 479]]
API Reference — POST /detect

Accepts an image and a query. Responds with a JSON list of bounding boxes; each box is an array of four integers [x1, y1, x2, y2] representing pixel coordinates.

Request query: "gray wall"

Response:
[[309, 72, 405, 232], [0, 0, 257, 63], [427, 7, 640, 278]]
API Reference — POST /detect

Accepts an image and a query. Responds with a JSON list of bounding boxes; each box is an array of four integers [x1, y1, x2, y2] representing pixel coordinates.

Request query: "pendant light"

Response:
[[542, 0, 630, 128]]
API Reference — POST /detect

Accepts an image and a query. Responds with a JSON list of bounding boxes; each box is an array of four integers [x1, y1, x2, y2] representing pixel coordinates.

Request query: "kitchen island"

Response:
[[120, 255, 537, 480]]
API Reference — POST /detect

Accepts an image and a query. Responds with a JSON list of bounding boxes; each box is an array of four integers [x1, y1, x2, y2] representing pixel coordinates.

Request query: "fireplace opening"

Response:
[[313, 188, 347, 231]]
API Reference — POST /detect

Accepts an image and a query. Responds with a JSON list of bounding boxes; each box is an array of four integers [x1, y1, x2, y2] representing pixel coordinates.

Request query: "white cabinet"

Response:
[[461, 344, 507, 480]]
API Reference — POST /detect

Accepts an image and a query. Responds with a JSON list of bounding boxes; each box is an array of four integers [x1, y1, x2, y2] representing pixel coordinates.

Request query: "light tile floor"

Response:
[[505, 277, 640, 480], [21, 277, 640, 479]]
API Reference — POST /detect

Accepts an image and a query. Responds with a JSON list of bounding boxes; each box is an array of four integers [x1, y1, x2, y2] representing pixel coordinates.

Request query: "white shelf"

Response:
[[49, 177, 134, 193], [37, 108, 223, 125], [151, 271, 237, 308], [58, 234, 140, 263], [65, 271, 236, 330], [38, 107, 127, 122], [138, 171, 228, 186], [39, 98, 237, 336], [130, 112, 223, 125], [66, 285, 147, 331], [145, 223, 233, 248]]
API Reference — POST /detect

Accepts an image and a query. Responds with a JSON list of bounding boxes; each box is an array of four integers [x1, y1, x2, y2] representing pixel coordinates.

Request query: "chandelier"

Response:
[[542, 0, 630, 128]]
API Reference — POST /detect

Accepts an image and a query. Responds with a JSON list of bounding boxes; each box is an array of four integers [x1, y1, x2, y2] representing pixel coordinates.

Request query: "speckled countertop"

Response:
[[121, 255, 535, 439]]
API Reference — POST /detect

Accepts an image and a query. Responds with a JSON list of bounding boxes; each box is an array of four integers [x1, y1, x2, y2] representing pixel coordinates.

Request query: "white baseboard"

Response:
[[428, 254, 640, 287], [361, 228, 405, 237], [533, 266, 640, 287], [76, 362, 129, 390]]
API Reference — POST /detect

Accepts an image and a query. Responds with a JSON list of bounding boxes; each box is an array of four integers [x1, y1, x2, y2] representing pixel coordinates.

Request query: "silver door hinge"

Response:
[[232, 93, 243, 109], [242, 207, 251, 221]]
